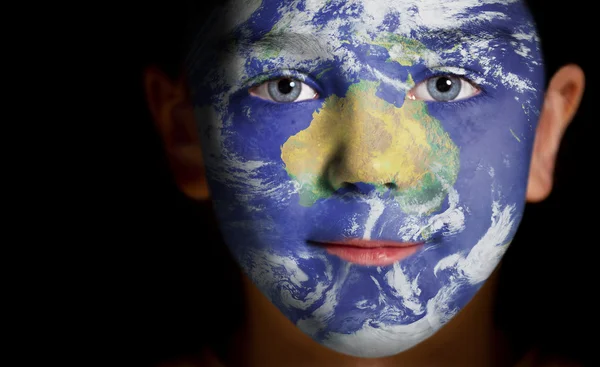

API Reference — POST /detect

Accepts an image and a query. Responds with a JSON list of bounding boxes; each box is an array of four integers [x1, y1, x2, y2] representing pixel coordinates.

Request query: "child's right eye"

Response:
[[249, 78, 320, 103], [407, 75, 481, 102]]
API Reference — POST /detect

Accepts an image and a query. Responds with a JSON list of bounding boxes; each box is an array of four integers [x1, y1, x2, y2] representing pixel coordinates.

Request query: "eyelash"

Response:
[[415, 68, 485, 89], [246, 70, 488, 109], [246, 70, 323, 99], [425, 92, 490, 111], [410, 70, 488, 109]]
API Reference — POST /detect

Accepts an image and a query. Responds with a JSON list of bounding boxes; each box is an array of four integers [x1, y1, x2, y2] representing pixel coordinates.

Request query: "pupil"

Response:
[[278, 79, 294, 94], [436, 77, 453, 93]]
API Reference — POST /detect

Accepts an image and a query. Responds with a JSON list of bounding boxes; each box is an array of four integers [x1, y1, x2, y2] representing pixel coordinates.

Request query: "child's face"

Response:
[[188, 0, 544, 358]]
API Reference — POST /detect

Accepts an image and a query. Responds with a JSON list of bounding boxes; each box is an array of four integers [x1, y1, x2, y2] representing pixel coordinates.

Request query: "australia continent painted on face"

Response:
[[282, 80, 460, 213]]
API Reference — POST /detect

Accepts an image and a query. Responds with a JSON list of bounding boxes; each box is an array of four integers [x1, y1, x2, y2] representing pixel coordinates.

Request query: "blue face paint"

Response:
[[187, 0, 544, 358]]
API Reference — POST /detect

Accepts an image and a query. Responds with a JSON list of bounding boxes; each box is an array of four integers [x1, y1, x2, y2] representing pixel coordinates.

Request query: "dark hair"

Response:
[[138, 1, 223, 79]]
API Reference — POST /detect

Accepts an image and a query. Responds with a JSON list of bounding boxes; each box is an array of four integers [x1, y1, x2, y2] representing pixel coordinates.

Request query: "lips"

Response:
[[310, 238, 423, 266]]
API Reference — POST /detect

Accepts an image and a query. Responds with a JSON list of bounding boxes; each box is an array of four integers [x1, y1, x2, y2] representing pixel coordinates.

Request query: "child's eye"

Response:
[[407, 75, 480, 102], [249, 78, 319, 103]]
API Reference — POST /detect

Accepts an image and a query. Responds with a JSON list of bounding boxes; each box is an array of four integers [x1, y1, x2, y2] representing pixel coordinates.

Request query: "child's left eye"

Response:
[[249, 78, 319, 103], [407, 75, 480, 102]]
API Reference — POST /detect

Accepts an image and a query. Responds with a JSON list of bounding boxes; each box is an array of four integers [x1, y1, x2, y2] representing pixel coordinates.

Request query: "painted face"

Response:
[[187, 0, 544, 358]]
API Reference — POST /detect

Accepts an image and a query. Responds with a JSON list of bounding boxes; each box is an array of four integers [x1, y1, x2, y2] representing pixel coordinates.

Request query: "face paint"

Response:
[[187, 0, 544, 358]]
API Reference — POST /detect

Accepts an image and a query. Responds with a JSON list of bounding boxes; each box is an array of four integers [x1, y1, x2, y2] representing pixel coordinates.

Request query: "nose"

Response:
[[280, 80, 459, 209], [325, 144, 400, 194]]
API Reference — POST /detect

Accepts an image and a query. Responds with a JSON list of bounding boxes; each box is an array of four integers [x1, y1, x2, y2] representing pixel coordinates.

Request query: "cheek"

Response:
[[422, 92, 542, 210], [220, 92, 325, 161], [428, 92, 539, 174]]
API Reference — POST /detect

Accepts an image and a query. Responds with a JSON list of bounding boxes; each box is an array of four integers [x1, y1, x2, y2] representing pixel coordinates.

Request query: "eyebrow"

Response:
[[223, 32, 330, 58], [419, 26, 521, 48], [186, 31, 328, 72]]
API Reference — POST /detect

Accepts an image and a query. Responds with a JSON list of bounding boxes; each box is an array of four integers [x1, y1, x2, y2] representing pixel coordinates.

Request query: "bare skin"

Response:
[[145, 65, 585, 366]]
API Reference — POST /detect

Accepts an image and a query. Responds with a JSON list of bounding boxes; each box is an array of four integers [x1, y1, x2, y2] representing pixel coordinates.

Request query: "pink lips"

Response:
[[315, 238, 423, 266]]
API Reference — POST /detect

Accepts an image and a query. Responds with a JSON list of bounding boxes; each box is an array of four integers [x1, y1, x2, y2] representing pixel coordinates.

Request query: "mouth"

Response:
[[308, 238, 424, 266]]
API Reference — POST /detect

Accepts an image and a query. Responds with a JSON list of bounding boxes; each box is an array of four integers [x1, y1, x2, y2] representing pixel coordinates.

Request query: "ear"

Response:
[[144, 66, 210, 201], [526, 64, 585, 203]]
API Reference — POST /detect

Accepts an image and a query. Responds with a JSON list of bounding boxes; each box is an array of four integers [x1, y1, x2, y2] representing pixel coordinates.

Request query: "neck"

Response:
[[224, 266, 514, 367]]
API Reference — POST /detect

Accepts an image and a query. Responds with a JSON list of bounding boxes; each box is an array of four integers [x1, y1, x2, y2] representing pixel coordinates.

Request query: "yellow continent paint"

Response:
[[281, 80, 460, 213]]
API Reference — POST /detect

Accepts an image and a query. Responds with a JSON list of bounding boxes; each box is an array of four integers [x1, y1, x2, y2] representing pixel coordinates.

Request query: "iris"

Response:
[[268, 78, 302, 102], [427, 76, 461, 101]]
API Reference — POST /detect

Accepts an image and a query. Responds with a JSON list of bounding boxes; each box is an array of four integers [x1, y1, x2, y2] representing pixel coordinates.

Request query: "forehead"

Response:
[[209, 0, 532, 40], [188, 0, 540, 98]]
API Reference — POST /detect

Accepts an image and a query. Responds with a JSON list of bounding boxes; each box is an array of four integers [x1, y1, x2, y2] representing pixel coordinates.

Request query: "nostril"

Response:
[[384, 182, 397, 190], [340, 182, 355, 189]]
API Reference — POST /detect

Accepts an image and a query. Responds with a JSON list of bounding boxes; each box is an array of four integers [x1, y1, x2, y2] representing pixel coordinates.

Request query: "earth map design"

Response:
[[188, 0, 544, 357]]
